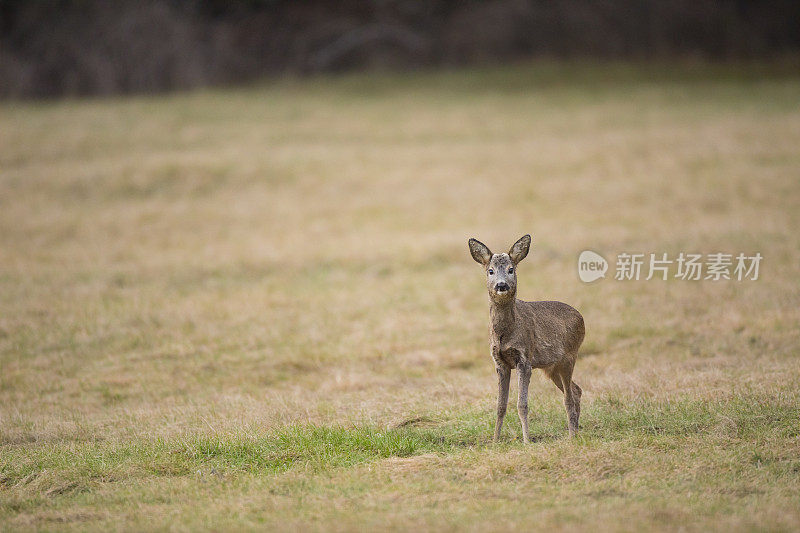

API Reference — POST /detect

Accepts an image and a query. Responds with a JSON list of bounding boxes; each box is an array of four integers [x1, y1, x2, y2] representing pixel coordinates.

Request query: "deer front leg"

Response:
[[517, 363, 532, 443], [494, 364, 511, 442]]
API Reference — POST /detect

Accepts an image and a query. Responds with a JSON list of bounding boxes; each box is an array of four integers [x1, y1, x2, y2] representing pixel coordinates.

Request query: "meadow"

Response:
[[1, 63, 799, 531]]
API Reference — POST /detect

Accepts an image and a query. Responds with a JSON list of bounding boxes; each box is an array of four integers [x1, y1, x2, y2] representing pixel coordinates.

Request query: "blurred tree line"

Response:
[[1, 0, 798, 98]]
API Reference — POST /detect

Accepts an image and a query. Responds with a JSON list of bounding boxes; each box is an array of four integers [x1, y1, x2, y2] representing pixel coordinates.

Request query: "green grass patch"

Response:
[[2, 392, 797, 497]]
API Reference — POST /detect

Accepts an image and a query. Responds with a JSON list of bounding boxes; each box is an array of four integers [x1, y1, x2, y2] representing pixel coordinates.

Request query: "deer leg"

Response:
[[517, 363, 532, 443], [571, 381, 582, 423], [544, 366, 564, 392], [559, 366, 580, 437], [545, 366, 575, 435], [494, 364, 511, 442]]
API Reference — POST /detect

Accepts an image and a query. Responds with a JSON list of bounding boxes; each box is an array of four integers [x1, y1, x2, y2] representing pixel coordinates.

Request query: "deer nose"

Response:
[[495, 282, 509, 292]]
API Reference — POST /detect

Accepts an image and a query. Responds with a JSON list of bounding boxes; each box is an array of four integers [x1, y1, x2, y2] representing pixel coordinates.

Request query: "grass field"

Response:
[[2, 62, 800, 531]]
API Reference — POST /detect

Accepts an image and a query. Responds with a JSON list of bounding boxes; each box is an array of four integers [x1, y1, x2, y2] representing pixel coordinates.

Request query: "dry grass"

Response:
[[1, 63, 799, 531]]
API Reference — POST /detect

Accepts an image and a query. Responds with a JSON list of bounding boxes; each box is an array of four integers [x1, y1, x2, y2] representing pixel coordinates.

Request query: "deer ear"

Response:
[[509, 234, 531, 265], [468, 238, 492, 266]]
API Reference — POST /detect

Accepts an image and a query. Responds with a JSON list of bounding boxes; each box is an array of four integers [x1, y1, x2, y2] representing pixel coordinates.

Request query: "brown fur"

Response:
[[469, 235, 585, 440]]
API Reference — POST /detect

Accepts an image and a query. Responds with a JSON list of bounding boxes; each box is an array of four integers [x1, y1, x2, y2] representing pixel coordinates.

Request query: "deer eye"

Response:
[[508, 267, 514, 274], [488, 269, 494, 275]]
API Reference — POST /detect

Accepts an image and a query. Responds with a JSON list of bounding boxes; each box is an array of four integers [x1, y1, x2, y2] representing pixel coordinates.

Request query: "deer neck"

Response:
[[489, 297, 516, 338]]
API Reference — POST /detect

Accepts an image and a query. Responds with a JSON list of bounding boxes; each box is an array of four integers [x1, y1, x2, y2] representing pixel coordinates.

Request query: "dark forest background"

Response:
[[2, 0, 799, 98]]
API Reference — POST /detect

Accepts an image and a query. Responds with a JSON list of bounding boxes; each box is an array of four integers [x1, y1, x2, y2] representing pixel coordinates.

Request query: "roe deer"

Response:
[[468, 235, 585, 441]]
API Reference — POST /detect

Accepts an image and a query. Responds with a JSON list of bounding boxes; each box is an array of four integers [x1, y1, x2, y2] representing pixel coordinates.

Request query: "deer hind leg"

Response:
[[552, 364, 580, 437], [544, 366, 564, 392], [570, 381, 582, 423]]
